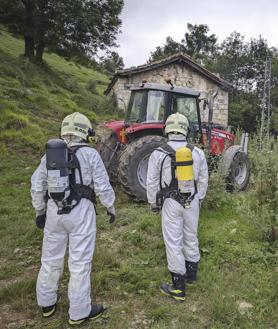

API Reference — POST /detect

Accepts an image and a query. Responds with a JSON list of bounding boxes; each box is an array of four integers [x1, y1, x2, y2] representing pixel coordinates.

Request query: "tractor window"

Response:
[[128, 91, 145, 122], [172, 94, 198, 123], [145, 90, 165, 122]]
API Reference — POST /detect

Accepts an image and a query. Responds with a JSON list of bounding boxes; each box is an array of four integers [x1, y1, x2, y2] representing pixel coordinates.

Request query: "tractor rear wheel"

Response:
[[96, 133, 119, 183], [118, 135, 167, 201]]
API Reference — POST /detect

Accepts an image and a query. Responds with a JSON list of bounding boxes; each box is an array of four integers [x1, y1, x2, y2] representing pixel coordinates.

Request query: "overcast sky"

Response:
[[115, 0, 278, 68]]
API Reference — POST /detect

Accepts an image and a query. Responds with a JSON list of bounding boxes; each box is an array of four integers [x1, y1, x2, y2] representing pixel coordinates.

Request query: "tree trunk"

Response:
[[24, 36, 35, 58], [35, 42, 45, 62], [23, 0, 36, 59]]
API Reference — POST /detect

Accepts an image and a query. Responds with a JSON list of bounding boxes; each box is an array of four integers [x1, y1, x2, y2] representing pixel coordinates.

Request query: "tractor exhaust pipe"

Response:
[[207, 89, 219, 149], [240, 133, 249, 154]]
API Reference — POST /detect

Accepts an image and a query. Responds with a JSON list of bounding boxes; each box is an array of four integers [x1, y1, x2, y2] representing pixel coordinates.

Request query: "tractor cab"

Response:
[[124, 82, 201, 142]]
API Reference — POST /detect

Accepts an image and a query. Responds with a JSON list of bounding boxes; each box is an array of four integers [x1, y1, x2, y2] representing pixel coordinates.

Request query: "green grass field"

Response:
[[0, 30, 277, 329]]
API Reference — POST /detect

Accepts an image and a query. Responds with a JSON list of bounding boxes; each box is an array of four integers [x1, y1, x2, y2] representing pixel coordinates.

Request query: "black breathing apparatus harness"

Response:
[[46, 144, 96, 215], [155, 143, 198, 208]]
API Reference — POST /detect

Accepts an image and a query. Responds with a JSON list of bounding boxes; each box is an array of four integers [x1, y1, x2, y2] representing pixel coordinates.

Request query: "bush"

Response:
[[86, 79, 98, 94], [203, 153, 231, 210], [236, 136, 278, 244]]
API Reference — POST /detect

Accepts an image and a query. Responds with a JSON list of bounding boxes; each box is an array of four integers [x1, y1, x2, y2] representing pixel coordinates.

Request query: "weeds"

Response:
[[236, 136, 278, 244]]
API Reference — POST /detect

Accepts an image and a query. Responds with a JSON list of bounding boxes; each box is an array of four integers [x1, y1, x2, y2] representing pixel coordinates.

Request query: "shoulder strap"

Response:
[[67, 145, 90, 186], [68, 144, 92, 182], [156, 144, 175, 156], [186, 143, 195, 152], [69, 144, 91, 153], [157, 144, 177, 191]]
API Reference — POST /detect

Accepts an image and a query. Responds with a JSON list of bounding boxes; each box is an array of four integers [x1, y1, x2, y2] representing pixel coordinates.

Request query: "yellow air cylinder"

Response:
[[176, 147, 194, 181]]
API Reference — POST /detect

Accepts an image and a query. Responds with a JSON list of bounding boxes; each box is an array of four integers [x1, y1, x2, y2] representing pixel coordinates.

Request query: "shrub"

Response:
[[203, 153, 231, 210], [236, 136, 278, 244], [86, 79, 98, 94]]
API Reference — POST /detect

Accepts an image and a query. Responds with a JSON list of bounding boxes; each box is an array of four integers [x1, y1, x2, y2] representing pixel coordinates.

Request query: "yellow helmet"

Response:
[[165, 113, 189, 136], [61, 112, 92, 141]]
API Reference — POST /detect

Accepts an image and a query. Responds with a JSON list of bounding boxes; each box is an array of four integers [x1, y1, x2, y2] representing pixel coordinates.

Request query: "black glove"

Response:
[[107, 206, 116, 224], [107, 211, 115, 224], [150, 203, 160, 213], [36, 213, 46, 229]]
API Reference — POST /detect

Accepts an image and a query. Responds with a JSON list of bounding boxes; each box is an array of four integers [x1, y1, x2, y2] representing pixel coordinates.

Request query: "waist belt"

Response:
[[75, 184, 97, 205], [162, 187, 195, 208], [56, 184, 97, 215]]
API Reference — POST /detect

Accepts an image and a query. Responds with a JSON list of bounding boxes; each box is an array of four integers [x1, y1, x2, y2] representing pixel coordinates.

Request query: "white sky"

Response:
[[115, 0, 278, 67]]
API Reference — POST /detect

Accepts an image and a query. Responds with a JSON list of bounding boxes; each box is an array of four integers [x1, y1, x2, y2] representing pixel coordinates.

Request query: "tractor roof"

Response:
[[131, 82, 200, 97]]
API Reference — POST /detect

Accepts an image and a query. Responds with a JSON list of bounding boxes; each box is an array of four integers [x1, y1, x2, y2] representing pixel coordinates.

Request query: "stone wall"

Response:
[[109, 63, 229, 126]]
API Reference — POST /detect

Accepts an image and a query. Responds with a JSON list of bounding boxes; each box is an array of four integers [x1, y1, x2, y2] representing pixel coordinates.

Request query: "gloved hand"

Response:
[[107, 206, 116, 224], [199, 199, 203, 208], [36, 213, 46, 229], [150, 203, 160, 213]]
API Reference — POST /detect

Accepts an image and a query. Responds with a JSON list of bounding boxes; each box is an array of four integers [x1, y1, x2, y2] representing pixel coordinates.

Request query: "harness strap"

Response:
[[58, 145, 97, 214], [174, 160, 193, 166], [155, 143, 197, 208]]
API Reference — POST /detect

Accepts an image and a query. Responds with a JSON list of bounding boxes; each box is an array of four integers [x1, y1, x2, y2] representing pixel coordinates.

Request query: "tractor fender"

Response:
[[219, 145, 242, 177]]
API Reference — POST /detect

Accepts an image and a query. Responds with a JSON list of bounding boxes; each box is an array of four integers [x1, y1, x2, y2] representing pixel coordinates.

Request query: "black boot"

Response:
[[68, 304, 105, 325], [160, 272, 186, 301], [42, 304, 57, 318], [41, 295, 60, 318], [185, 261, 198, 284]]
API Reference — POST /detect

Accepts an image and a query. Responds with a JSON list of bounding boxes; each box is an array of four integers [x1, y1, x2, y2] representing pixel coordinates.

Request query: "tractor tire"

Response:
[[227, 151, 250, 191], [118, 135, 167, 201], [96, 133, 120, 183]]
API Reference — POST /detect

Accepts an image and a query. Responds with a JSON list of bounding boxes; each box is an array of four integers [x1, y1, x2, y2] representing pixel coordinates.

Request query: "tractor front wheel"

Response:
[[118, 135, 167, 201], [227, 151, 250, 191]]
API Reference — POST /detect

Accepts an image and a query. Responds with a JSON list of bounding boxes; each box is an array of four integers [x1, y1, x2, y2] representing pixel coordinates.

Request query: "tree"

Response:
[[148, 23, 278, 133], [149, 23, 218, 62], [149, 37, 185, 62], [0, 0, 123, 62], [207, 33, 278, 133], [99, 51, 124, 76], [182, 23, 218, 60]]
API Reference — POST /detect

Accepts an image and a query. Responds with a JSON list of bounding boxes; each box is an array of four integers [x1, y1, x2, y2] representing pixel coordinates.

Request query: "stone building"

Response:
[[105, 53, 232, 126]]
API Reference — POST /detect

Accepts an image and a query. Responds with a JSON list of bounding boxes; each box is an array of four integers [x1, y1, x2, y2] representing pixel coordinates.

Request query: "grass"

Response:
[[0, 30, 277, 329], [0, 27, 119, 155]]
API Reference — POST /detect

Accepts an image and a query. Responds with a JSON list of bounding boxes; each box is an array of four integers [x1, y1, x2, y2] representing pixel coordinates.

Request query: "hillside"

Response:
[[0, 29, 117, 154], [0, 31, 277, 329]]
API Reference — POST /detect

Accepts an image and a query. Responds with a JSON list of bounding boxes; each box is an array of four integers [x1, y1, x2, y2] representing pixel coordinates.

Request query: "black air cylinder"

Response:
[[46, 139, 70, 202]]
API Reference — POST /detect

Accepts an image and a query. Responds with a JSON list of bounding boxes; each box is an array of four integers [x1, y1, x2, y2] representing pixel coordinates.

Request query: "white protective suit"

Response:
[[31, 143, 115, 320], [147, 134, 208, 275]]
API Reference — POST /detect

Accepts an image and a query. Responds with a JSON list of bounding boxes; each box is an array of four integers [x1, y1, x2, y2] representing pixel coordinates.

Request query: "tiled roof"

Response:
[[104, 53, 232, 95]]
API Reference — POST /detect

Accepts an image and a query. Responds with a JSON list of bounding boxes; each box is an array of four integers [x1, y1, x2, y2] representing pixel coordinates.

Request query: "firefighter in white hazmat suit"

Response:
[[31, 112, 115, 325], [146, 113, 208, 301]]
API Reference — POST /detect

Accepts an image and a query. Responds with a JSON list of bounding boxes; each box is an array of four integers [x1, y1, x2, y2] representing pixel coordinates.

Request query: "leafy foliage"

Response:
[[183, 23, 218, 60], [149, 23, 217, 62], [99, 51, 124, 76], [236, 137, 278, 245], [149, 37, 184, 62], [0, 0, 123, 61]]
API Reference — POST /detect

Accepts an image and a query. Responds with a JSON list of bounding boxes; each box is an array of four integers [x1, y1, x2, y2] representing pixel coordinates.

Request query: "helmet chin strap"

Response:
[[168, 133, 187, 141], [62, 135, 84, 145]]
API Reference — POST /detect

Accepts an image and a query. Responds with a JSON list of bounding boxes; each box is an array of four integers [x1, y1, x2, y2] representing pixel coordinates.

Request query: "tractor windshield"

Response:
[[126, 90, 165, 123], [172, 94, 198, 124]]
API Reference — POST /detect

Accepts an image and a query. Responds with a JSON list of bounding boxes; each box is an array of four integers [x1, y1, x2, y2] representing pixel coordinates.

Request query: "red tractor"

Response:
[[97, 81, 250, 201]]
